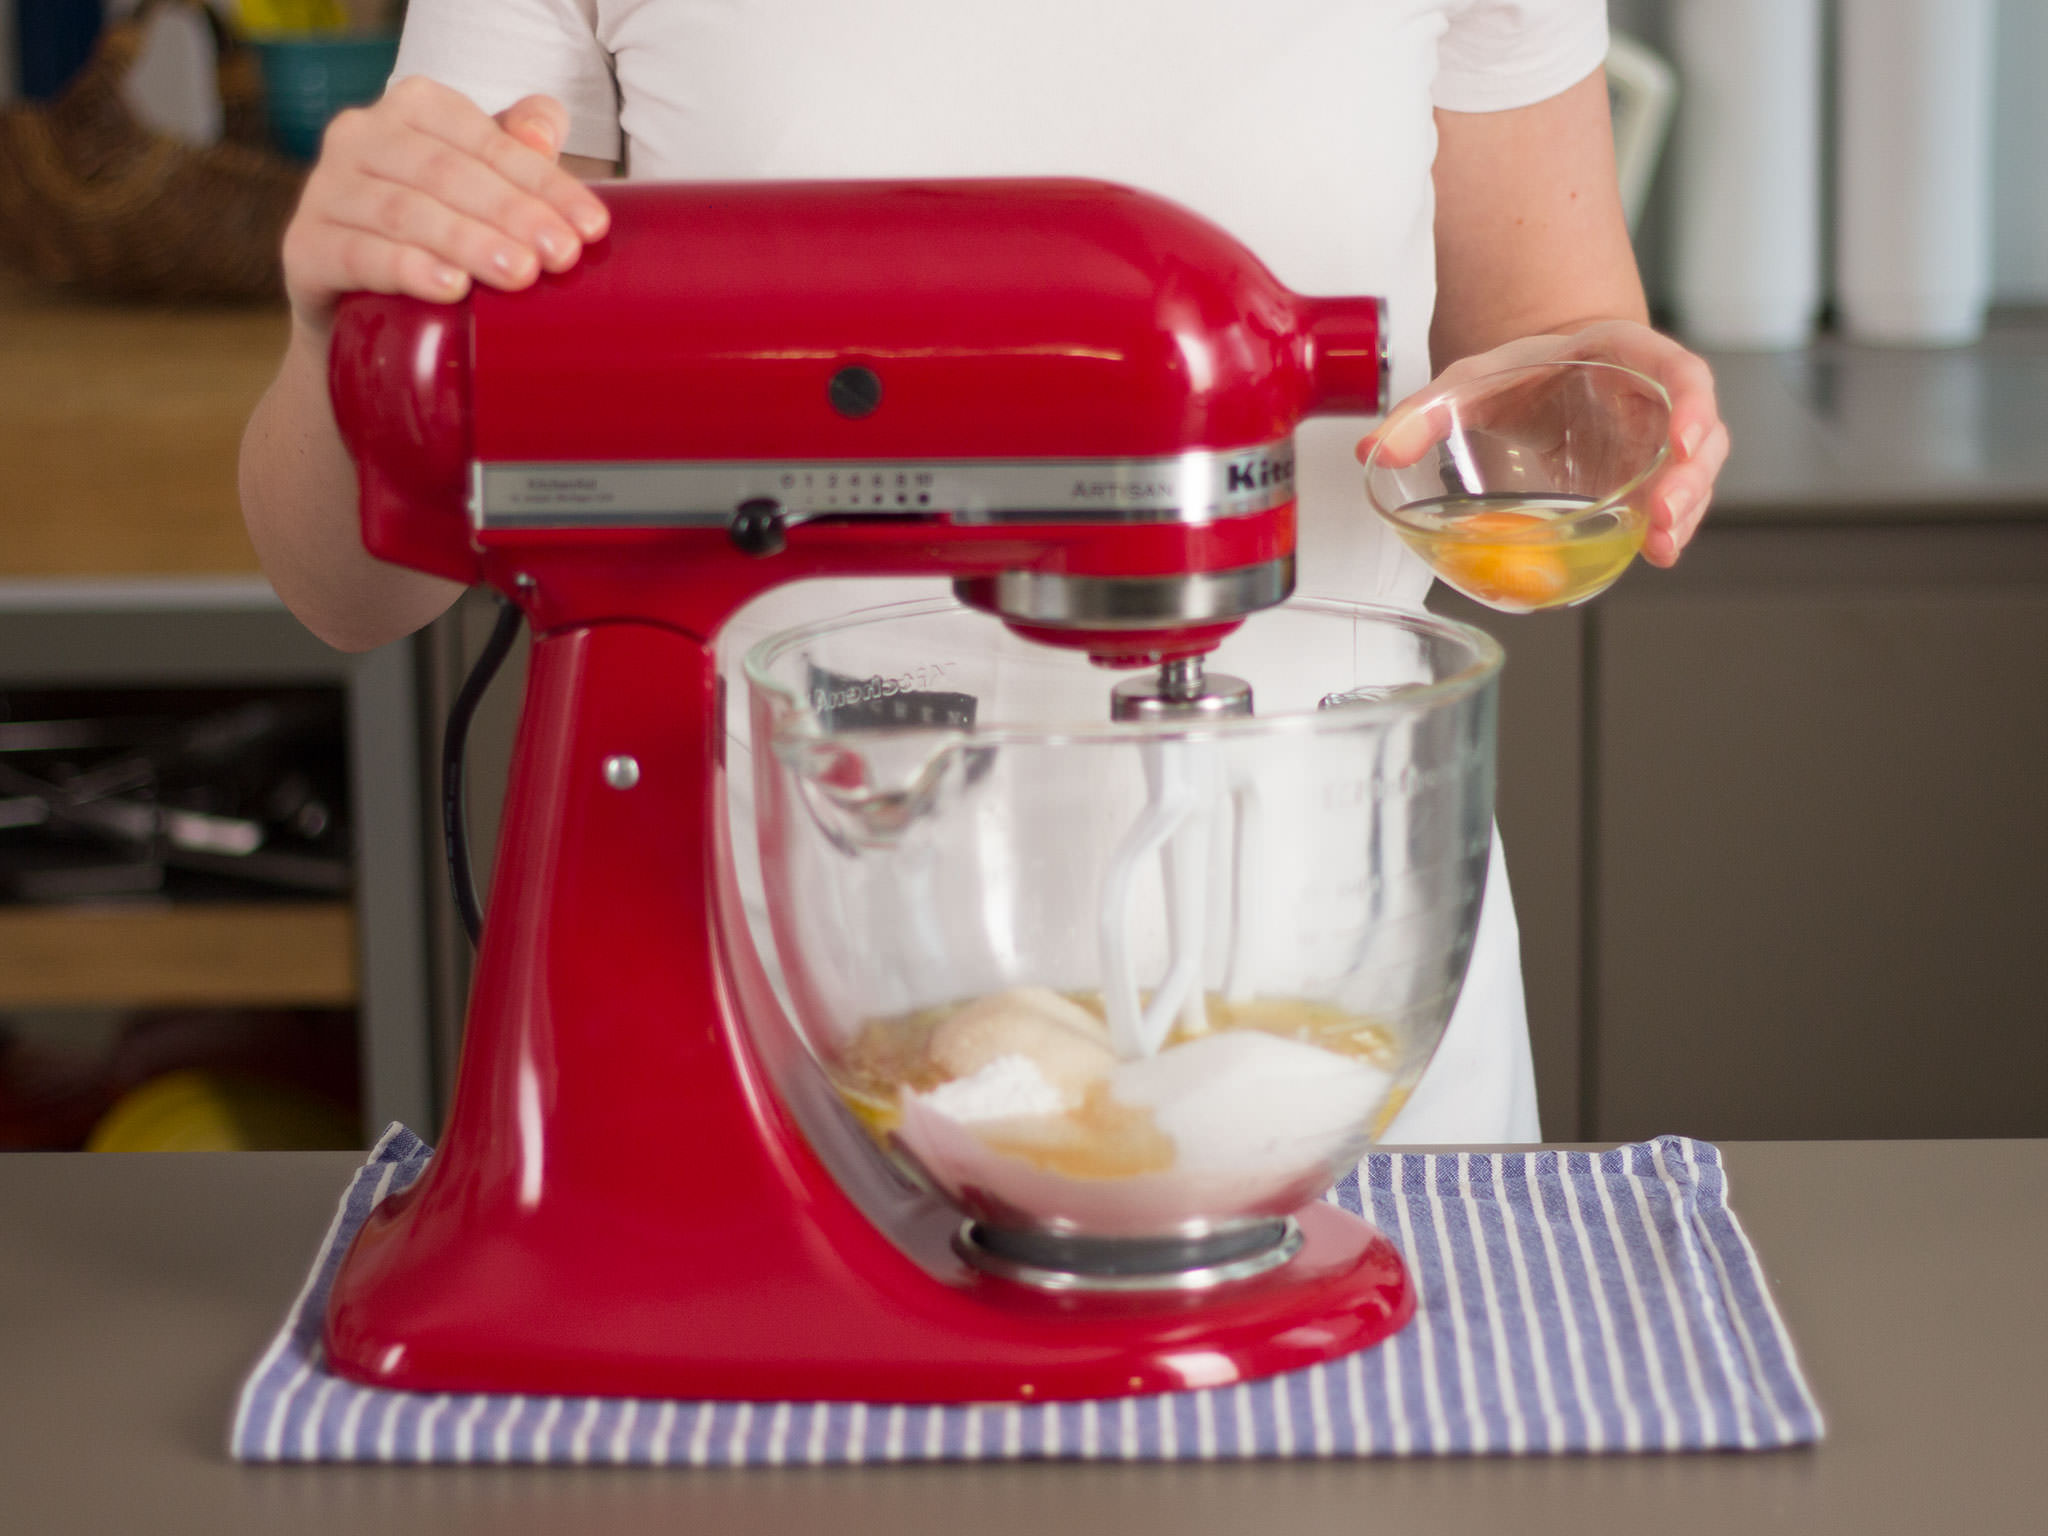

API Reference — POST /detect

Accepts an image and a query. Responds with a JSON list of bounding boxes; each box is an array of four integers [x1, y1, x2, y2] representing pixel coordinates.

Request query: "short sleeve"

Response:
[[391, 0, 621, 163], [1434, 0, 1609, 114]]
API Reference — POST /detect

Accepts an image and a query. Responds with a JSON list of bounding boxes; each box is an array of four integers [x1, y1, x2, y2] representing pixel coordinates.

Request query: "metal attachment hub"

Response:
[[1110, 655, 1254, 723], [956, 1218, 1303, 1293]]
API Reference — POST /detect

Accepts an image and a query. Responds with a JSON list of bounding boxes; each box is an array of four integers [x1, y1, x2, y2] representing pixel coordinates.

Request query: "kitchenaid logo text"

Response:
[[510, 475, 610, 507], [1226, 454, 1295, 494], [1064, 450, 1294, 509], [810, 662, 956, 714]]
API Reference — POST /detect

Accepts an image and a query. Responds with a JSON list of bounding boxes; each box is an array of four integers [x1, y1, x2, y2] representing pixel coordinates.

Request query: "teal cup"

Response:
[[248, 34, 402, 160]]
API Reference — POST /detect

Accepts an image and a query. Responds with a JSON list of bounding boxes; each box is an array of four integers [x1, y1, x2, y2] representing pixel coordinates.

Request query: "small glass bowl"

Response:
[[1363, 359, 1672, 613]]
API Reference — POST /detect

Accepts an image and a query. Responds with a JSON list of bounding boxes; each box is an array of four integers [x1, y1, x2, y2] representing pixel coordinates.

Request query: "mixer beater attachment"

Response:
[[1101, 656, 1261, 1059]]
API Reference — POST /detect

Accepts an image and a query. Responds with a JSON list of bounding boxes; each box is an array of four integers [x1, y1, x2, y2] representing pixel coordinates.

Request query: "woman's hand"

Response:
[[279, 77, 610, 340], [1361, 320, 1729, 569], [244, 79, 612, 654]]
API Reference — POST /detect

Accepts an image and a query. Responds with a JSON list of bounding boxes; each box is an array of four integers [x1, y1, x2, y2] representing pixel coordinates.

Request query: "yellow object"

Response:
[[236, 0, 350, 35], [87, 1070, 358, 1153], [1434, 510, 1575, 609], [1397, 500, 1647, 613]]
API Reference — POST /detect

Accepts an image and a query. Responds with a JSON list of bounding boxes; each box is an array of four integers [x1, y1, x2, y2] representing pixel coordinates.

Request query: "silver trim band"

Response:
[[471, 443, 1295, 531], [954, 1218, 1304, 1294], [1376, 296, 1392, 418], [1111, 667, 1255, 722], [954, 556, 1293, 629]]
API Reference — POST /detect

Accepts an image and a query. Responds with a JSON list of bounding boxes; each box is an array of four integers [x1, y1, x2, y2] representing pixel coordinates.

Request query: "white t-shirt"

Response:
[[394, 0, 1606, 1142]]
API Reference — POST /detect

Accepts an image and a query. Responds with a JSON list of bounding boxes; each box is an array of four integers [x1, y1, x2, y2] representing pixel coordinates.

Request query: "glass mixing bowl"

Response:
[[1363, 359, 1672, 613], [741, 597, 1500, 1259]]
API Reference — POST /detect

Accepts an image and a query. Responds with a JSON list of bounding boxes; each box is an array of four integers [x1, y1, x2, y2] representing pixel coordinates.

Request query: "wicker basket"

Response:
[[0, 1, 308, 302]]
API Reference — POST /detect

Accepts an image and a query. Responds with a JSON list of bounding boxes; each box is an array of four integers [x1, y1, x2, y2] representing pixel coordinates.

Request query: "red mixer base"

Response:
[[326, 1188, 1412, 1404], [322, 619, 1414, 1405]]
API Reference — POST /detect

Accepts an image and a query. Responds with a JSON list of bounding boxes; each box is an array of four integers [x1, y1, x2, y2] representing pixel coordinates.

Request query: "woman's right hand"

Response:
[[280, 77, 611, 341]]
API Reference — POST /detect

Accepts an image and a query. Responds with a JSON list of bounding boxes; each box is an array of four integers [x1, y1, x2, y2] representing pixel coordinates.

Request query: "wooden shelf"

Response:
[[0, 902, 356, 1009], [0, 273, 435, 1125], [0, 272, 287, 577]]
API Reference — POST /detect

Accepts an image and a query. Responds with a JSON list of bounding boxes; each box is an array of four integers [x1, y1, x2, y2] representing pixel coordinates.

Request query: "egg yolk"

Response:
[[1436, 510, 1571, 608]]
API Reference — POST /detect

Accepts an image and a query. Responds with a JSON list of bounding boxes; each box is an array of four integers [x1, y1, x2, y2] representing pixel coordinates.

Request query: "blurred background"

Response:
[[0, 0, 417, 1155], [0, 1, 2043, 1152]]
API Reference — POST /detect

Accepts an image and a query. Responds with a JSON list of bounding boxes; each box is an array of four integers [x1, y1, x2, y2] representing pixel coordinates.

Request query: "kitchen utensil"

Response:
[[318, 179, 1497, 1404], [1837, 0, 1996, 345], [245, 30, 398, 160], [0, 693, 350, 899], [1603, 31, 1676, 233], [746, 595, 1497, 1256], [1362, 358, 1671, 613], [1668, 0, 1824, 349]]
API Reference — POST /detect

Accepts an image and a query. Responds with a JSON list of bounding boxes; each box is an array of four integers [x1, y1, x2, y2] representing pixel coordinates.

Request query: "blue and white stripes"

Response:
[[231, 1127, 1822, 1463]]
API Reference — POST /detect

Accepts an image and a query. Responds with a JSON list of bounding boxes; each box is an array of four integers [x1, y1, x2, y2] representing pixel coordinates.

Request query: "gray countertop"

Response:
[[1705, 315, 2048, 518], [2, 1140, 2043, 1535]]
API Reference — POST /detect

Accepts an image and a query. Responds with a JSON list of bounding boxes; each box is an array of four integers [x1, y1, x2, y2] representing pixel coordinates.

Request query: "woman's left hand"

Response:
[[1359, 319, 1730, 568]]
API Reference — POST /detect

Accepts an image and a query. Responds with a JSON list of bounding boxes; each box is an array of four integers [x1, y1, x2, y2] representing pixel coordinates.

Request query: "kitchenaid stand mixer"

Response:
[[322, 179, 1446, 1402]]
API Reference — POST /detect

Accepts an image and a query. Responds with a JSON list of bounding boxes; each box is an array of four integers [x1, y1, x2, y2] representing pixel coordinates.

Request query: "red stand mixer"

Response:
[[322, 179, 1436, 1402]]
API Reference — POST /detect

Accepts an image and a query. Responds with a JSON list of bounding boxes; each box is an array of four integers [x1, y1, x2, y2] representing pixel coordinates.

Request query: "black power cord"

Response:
[[442, 594, 525, 947]]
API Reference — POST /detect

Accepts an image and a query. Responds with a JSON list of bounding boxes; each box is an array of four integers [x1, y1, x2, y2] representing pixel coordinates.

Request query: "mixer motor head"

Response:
[[328, 179, 1385, 657]]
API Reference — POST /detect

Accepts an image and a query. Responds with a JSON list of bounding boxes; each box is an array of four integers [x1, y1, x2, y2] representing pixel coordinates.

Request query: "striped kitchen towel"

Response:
[[231, 1127, 1822, 1463]]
